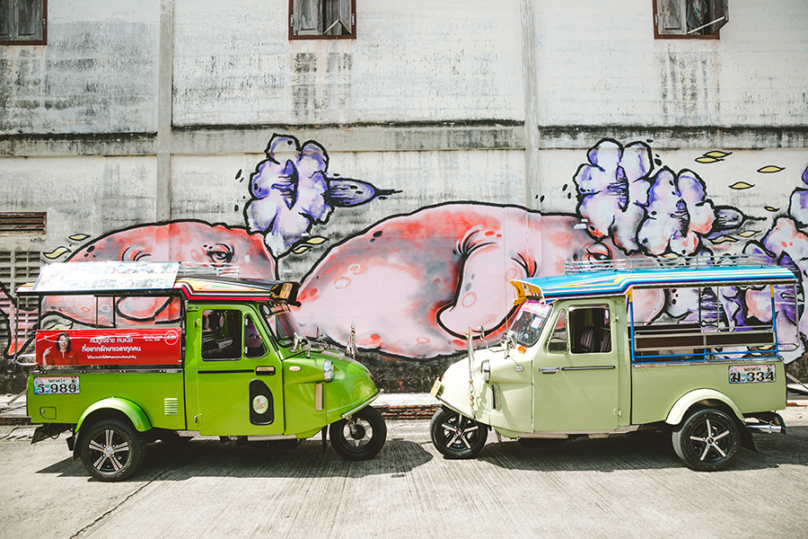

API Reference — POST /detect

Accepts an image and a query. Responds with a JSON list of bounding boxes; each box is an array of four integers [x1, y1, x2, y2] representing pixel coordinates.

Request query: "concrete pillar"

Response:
[[156, 0, 174, 222]]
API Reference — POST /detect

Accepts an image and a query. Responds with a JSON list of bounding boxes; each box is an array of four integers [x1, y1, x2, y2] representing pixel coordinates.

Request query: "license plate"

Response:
[[33, 376, 80, 395], [729, 364, 775, 384], [430, 378, 442, 398]]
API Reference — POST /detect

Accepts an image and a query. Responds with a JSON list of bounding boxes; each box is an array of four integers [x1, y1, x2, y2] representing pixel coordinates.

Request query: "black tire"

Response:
[[672, 408, 740, 471], [79, 418, 147, 481], [430, 406, 488, 459], [329, 406, 387, 460]]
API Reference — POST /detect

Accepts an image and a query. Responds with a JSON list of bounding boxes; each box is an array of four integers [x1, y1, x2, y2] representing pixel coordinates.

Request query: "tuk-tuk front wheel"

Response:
[[79, 418, 147, 481], [330, 406, 387, 460], [431, 406, 487, 459], [672, 408, 740, 471]]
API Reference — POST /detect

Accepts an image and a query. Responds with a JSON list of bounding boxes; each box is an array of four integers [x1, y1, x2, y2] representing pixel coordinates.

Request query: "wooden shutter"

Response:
[[0, 0, 11, 40], [17, 0, 42, 39], [293, 0, 322, 36], [323, 0, 352, 36], [710, 0, 729, 33], [657, 0, 687, 35], [1, 0, 45, 43]]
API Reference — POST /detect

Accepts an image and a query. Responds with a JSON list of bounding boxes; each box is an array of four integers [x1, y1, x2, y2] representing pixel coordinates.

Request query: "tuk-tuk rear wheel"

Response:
[[430, 406, 487, 459], [672, 408, 740, 471], [79, 418, 147, 482], [329, 406, 387, 461]]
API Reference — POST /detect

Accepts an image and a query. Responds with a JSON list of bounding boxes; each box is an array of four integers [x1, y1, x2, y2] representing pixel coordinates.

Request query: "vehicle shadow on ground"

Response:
[[477, 425, 808, 472], [36, 437, 434, 481]]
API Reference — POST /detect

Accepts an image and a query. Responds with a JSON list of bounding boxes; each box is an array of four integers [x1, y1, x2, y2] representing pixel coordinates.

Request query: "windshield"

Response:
[[508, 301, 551, 347], [260, 303, 301, 347]]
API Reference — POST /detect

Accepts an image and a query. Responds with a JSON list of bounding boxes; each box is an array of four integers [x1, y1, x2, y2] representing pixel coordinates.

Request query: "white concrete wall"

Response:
[[0, 1, 160, 135], [172, 0, 525, 126], [532, 0, 808, 127], [0, 157, 157, 251]]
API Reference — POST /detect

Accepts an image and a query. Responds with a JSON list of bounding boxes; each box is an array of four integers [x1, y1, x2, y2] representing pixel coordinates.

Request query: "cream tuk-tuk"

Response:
[[429, 257, 798, 471]]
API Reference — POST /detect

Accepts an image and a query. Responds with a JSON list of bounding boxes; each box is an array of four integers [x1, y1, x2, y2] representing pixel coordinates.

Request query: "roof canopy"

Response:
[[511, 264, 797, 305], [17, 262, 298, 303]]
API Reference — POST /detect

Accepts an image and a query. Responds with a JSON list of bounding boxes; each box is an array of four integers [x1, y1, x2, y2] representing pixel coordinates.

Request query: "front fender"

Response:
[[76, 397, 153, 434], [665, 389, 744, 426]]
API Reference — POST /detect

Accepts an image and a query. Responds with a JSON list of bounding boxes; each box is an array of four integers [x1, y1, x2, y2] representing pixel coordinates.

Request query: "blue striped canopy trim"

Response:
[[511, 265, 797, 303]]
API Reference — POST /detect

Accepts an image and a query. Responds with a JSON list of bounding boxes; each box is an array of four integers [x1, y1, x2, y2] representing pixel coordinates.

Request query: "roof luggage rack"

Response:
[[565, 254, 774, 274]]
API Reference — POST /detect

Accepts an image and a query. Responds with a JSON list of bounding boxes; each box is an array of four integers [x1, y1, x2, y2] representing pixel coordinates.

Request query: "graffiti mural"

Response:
[[2, 135, 807, 370]]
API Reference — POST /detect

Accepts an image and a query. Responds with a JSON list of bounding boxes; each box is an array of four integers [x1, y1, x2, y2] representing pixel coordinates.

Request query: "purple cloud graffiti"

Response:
[[244, 134, 397, 257]]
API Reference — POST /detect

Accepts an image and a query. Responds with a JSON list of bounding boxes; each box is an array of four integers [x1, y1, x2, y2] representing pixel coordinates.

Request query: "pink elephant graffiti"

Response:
[[1, 221, 275, 355], [293, 203, 664, 359]]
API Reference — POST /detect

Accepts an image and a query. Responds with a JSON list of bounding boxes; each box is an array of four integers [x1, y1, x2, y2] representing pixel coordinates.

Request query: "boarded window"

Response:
[[290, 0, 355, 40], [0, 0, 46, 45], [655, 0, 727, 38], [0, 250, 42, 356], [0, 212, 47, 235]]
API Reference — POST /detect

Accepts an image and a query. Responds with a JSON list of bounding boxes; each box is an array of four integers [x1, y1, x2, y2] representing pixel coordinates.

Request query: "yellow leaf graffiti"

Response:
[[710, 236, 737, 244], [738, 231, 757, 238], [43, 247, 71, 259], [695, 150, 731, 164], [764, 207, 779, 212], [69, 234, 90, 241], [757, 165, 785, 173], [729, 182, 755, 190]]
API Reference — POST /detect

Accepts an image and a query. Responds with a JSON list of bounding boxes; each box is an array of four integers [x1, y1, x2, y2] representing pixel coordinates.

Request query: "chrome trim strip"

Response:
[[520, 426, 640, 437], [34, 368, 183, 374], [340, 389, 382, 419], [247, 435, 297, 442], [633, 358, 784, 368], [561, 365, 616, 371]]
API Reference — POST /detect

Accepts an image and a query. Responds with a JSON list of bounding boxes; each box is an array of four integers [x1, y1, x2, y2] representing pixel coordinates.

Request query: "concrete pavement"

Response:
[[1, 406, 807, 538]]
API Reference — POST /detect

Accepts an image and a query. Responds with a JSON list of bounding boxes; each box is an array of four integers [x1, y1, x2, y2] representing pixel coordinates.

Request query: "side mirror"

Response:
[[547, 337, 567, 353]]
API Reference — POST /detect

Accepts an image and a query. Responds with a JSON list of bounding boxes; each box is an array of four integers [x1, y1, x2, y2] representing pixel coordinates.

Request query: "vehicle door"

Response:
[[185, 304, 284, 436], [533, 301, 620, 432]]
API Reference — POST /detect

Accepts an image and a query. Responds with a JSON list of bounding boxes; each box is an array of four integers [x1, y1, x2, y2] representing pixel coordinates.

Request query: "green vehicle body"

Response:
[[431, 258, 796, 470], [20, 262, 384, 480]]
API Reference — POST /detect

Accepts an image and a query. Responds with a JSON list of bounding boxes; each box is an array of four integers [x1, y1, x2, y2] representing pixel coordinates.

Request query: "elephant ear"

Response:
[[437, 239, 529, 338]]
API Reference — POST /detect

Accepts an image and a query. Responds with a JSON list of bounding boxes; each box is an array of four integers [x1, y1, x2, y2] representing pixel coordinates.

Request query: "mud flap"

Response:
[[738, 422, 758, 453]]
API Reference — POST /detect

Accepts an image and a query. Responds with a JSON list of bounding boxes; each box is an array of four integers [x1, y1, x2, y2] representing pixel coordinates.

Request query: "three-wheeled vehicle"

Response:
[[430, 256, 798, 471], [17, 261, 386, 481]]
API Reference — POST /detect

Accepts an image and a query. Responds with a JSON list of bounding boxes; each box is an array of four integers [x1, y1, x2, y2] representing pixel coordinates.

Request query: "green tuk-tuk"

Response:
[[18, 261, 386, 481]]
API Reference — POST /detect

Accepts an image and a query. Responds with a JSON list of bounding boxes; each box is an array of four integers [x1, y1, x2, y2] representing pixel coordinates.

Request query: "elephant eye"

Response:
[[585, 243, 612, 262], [206, 244, 234, 264]]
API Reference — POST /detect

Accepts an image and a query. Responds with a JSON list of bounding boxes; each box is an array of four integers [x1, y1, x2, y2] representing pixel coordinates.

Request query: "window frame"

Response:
[[0, 0, 47, 46], [289, 0, 356, 41], [653, 0, 727, 40]]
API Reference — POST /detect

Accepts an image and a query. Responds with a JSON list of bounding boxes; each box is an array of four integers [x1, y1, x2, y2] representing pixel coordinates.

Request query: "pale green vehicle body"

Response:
[[433, 261, 793, 443]]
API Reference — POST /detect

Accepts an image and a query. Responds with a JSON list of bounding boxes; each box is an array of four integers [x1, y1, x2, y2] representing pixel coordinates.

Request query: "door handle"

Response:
[[539, 367, 559, 374], [255, 366, 276, 376]]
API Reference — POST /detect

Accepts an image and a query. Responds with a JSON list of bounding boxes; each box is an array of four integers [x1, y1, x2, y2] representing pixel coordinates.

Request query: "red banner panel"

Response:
[[36, 329, 182, 366]]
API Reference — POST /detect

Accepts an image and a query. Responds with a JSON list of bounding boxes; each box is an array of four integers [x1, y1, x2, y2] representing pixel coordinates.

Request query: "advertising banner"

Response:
[[36, 328, 182, 366]]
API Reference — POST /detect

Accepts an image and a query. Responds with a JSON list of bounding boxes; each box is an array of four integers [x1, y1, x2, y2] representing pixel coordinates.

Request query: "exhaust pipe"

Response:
[[746, 423, 784, 435]]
